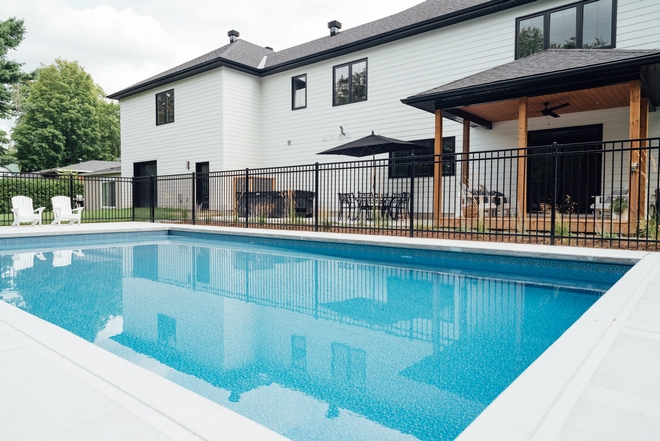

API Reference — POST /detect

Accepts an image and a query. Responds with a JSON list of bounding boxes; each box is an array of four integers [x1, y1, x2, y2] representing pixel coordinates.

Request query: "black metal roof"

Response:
[[402, 49, 660, 113], [108, 0, 536, 100]]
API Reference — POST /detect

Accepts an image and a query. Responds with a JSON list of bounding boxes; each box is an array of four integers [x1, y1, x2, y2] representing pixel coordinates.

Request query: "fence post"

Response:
[[191, 172, 196, 225], [314, 162, 319, 232], [550, 142, 559, 245], [409, 154, 415, 238], [149, 175, 155, 223], [245, 168, 249, 228], [131, 178, 135, 221], [68, 174, 74, 203]]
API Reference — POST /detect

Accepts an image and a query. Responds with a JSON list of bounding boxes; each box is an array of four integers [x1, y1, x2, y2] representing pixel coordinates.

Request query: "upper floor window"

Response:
[[333, 59, 367, 106], [292, 74, 307, 110], [156, 89, 174, 125], [388, 137, 456, 179], [516, 0, 615, 59]]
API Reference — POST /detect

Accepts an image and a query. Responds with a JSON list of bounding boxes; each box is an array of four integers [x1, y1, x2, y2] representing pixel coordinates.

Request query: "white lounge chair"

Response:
[[11, 196, 45, 226], [51, 196, 84, 225]]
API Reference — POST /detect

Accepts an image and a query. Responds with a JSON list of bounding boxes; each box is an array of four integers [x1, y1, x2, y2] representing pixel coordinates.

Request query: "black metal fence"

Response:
[[2, 138, 659, 249]]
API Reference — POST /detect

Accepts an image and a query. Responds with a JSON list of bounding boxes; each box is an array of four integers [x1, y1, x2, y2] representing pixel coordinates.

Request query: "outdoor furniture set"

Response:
[[11, 195, 83, 226], [337, 192, 410, 221]]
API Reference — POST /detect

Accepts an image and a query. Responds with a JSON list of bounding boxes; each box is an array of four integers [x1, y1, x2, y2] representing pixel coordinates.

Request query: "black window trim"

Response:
[[332, 58, 368, 107], [156, 89, 175, 126], [388, 136, 456, 179], [515, 0, 617, 59], [291, 74, 307, 110]]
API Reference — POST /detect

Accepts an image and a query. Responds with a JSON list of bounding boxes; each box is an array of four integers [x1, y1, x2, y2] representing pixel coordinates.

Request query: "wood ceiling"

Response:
[[456, 83, 631, 123]]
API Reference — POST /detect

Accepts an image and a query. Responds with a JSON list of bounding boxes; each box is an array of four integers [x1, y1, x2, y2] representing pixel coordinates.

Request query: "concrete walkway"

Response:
[[1, 223, 659, 440]]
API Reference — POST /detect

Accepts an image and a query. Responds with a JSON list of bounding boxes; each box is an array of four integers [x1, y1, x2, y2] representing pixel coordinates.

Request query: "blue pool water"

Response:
[[0, 232, 631, 440]]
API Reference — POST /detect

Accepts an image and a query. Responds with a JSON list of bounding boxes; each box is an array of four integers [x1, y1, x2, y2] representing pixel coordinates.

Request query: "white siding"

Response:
[[120, 69, 224, 177], [222, 69, 262, 170], [119, 0, 660, 176], [617, 0, 660, 49]]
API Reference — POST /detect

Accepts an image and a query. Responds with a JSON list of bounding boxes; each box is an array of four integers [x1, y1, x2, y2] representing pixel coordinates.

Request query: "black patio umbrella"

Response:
[[317, 131, 424, 159], [318, 131, 426, 194]]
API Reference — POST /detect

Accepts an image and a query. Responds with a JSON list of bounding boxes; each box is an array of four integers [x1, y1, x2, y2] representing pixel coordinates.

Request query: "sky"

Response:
[[1, 0, 424, 133]]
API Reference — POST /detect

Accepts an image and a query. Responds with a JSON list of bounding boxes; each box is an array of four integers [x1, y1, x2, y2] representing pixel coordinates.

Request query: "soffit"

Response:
[[457, 83, 630, 123]]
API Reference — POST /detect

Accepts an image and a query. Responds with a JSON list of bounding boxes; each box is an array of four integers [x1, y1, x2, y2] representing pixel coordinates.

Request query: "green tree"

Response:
[[96, 85, 121, 160], [12, 59, 119, 171], [0, 17, 27, 119], [0, 129, 17, 166]]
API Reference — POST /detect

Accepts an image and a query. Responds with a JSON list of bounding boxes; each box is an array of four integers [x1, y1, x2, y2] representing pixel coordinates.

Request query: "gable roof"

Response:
[[108, 0, 536, 100], [402, 49, 660, 113], [37, 160, 121, 175]]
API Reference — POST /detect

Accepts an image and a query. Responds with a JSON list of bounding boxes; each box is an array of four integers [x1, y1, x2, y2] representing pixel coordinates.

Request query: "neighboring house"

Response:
[[36, 160, 124, 211], [108, 0, 660, 215], [82, 164, 125, 211]]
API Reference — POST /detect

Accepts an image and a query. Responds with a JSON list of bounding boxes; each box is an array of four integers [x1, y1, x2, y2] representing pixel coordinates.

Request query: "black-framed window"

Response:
[[292, 74, 307, 110], [516, 0, 616, 59], [333, 59, 367, 106], [156, 89, 174, 125], [388, 137, 455, 179]]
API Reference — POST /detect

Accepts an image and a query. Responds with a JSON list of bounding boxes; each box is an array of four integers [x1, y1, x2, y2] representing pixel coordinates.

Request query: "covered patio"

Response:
[[402, 49, 660, 235]]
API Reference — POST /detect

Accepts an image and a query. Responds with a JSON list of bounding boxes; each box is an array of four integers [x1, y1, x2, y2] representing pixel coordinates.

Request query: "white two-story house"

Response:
[[108, 0, 660, 218]]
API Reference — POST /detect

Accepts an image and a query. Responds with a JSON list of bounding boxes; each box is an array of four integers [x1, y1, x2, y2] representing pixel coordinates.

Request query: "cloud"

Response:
[[1, 0, 422, 128]]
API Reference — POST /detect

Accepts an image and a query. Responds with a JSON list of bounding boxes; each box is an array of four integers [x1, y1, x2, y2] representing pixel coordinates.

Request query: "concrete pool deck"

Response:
[[0, 222, 658, 440]]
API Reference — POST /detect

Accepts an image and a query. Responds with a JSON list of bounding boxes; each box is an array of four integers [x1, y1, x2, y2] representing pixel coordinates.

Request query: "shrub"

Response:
[[0, 176, 83, 214]]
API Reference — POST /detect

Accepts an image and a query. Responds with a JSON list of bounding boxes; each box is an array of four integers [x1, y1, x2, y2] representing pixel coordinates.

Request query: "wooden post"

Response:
[[462, 119, 470, 186], [517, 97, 528, 226], [640, 96, 649, 217], [433, 109, 443, 225], [629, 80, 642, 219]]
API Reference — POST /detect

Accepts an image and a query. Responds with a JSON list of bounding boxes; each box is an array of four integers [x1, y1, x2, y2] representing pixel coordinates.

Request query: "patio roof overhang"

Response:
[[401, 49, 660, 130]]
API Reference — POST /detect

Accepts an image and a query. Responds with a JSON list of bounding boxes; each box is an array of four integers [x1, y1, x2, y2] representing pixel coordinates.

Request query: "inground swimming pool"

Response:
[[0, 229, 632, 440]]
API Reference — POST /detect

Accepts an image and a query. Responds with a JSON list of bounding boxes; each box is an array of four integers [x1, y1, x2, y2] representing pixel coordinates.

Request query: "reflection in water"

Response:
[[0, 241, 603, 441]]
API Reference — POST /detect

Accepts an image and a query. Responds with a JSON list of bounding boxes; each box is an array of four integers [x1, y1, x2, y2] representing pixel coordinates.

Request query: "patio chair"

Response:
[[590, 189, 628, 218], [489, 190, 511, 216], [11, 196, 46, 226], [51, 196, 84, 225], [390, 192, 410, 220], [337, 192, 356, 220], [460, 184, 496, 217], [356, 192, 375, 220]]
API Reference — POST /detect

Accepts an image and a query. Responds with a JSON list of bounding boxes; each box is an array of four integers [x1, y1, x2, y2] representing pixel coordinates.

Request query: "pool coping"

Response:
[[1, 222, 658, 440]]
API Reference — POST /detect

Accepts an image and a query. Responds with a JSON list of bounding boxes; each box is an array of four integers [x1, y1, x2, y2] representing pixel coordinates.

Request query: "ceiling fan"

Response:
[[540, 101, 570, 118]]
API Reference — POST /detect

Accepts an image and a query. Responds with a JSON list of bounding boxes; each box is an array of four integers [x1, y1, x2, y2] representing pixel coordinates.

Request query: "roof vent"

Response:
[[228, 30, 240, 43], [328, 20, 342, 36], [265, 46, 273, 51]]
